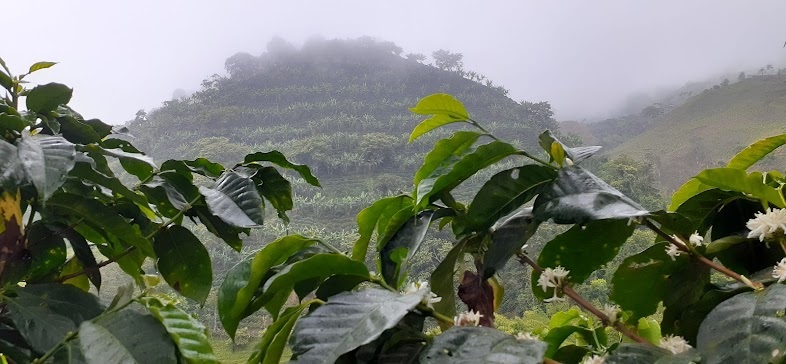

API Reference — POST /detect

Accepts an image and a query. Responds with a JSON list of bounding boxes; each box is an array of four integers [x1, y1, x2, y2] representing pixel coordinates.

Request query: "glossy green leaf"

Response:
[[726, 133, 786, 170], [533, 166, 648, 224], [81, 118, 113, 139], [16, 133, 75, 200], [429, 238, 468, 328], [352, 195, 412, 261], [0, 113, 29, 135], [463, 165, 556, 234], [27, 61, 57, 74], [0, 69, 11, 90], [88, 140, 157, 180], [47, 193, 154, 257], [249, 303, 310, 364], [611, 243, 676, 319], [420, 326, 547, 363], [542, 325, 585, 358], [416, 140, 518, 206], [257, 253, 370, 318], [26, 83, 72, 113], [253, 166, 293, 222], [409, 113, 466, 143], [6, 283, 102, 353], [194, 206, 247, 252], [154, 225, 212, 305], [485, 209, 537, 279], [662, 263, 710, 338], [537, 219, 635, 286], [140, 296, 218, 364], [218, 235, 316, 339], [695, 168, 785, 207], [379, 210, 434, 287], [243, 150, 320, 187], [79, 310, 177, 364], [637, 318, 662, 345], [26, 222, 66, 280], [70, 162, 151, 214], [199, 171, 264, 228], [668, 178, 713, 211], [697, 284, 786, 364], [0, 139, 24, 190], [409, 93, 470, 119], [413, 131, 481, 187], [673, 188, 740, 233], [605, 344, 684, 364], [59, 225, 102, 289], [290, 288, 425, 364], [704, 235, 750, 255], [59, 115, 102, 144]]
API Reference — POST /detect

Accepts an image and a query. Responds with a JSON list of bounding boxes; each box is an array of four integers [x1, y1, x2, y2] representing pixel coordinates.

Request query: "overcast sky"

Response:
[[5, 1, 786, 124]]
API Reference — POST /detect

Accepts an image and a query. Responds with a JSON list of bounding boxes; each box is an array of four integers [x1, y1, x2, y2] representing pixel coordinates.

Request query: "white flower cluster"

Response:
[[773, 258, 786, 283], [402, 281, 442, 308], [601, 304, 619, 324], [659, 335, 692, 354], [581, 355, 606, 364], [537, 266, 569, 303], [454, 310, 483, 326], [664, 231, 703, 261], [747, 208, 786, 242]]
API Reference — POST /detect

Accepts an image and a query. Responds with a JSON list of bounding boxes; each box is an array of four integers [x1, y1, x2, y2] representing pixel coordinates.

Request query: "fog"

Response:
[[6, 0, 786, 123]]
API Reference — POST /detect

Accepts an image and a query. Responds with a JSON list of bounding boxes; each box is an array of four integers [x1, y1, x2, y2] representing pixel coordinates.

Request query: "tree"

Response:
[[134, 108, 147, 122], [406, 53, 426, 63], [738, 71, 746, 81], [431, 49, 463, 71], [0, 60, 319, 364], [224, 52, 258, 77]]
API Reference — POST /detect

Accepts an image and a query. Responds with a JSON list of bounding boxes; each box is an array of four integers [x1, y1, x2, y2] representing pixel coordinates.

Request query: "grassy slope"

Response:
[[611, 75, 786, 191]]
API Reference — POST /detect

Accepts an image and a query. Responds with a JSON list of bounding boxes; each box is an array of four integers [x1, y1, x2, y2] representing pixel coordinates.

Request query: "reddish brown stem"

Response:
[[517, 252, 652, 345], [642, 218, 763, 290]]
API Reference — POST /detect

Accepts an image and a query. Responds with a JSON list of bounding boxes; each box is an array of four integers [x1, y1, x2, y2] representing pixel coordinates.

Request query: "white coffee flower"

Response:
[[538, 266, 569, 303], [402, 281, 442, 308], [515, 332, 538, 341], [454, 310, 483, 326], [581, 355, 606, 364], [747, 208, 786, 242], [689, 231, 704, 246], [773, 258, 786, 283], [601, 304, 619, 324], [659, 335, 692, 354], [665, 243, 682, 261]]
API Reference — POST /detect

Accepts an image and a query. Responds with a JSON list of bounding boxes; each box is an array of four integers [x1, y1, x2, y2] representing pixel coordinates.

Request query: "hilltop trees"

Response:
[[432, 49, 464, 71]]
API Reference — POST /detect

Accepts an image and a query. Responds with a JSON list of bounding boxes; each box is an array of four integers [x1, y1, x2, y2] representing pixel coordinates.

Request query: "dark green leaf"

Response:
[[0, 70, 11, 91], [17, 134, 75, 200], [533, 166, 648, 224], [464, 165, 556, 234], [416, 140, 518, 206], [611, 243, 676, 319], [413, 131, 481, 188], [6, 283, 102, 353], [254, 166, 293, 222], [47, 193, 153, 257], [257, 253, 370, 318], [89, 140, 157, 180], [697, 283, 786, 363], [430, 238, 469, 328], [542, 325, 585, 358], [218, 235, 316, 339], [249, 303, 310, 364], [380, 210, 434, 287], [70, 163, 151, 215], [352, 195, 412, 261], [485, 209, 537, 279], [726, 132, 786, 170], [140, 296, 218, 364], [26, 83, 72, 113], [673, 188, 740, 233], [154, 225, 212, 305], [0, 113, 30, 135], [194, 206, 247, 252], [26, 222, 66, 280], [243, 150, 320, 187], [81, 119, 113, 139], [59, 116, 101, 144], [537, 219, 635, 286], [0, 139, 24, 190], [661, 263, 710, 339], [199, 171, 264, 228], [605, 344, 680, 364], [315, 275, 368, 301], [79, 310, 177, 364], [290, 288, 425, 364], [420, 326, 547, 364]]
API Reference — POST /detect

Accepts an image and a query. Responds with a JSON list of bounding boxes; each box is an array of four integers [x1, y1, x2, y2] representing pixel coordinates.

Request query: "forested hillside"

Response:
[[129, 37, 560, 232]]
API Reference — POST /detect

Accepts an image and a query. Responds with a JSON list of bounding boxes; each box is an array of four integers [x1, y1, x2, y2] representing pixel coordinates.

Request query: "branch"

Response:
[[516, 252, 652, 345], [642, 218, 763, 290]]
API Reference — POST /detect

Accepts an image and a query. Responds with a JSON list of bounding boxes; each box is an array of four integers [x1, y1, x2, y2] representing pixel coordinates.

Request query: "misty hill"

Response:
[[606, 74, 786, 191], [128, 37, 559, 231]]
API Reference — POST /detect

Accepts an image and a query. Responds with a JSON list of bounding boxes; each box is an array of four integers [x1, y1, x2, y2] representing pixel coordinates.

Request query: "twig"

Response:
[[516, 252, 652, 345], [642, 218, 763, 290]]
